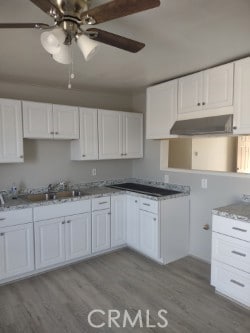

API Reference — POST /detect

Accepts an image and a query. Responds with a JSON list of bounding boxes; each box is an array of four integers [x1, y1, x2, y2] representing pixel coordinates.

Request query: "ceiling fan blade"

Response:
[[87, 28, 145, 53], [82, 0, 160, 24], [0, 23, 49, 29], [29, 0, 60, 16]]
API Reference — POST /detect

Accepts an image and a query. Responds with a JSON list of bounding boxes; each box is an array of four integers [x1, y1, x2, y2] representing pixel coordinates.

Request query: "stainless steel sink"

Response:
[[25, 190, 88, 202]]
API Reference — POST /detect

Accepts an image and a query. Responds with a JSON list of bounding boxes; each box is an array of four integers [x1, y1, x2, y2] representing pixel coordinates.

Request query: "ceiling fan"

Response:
[[0, 0, 160, 60]]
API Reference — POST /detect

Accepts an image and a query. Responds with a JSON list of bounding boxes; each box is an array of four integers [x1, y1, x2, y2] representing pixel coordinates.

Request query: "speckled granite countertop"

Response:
[[213, 203, 250, 223], [0, 179, 190, 212]]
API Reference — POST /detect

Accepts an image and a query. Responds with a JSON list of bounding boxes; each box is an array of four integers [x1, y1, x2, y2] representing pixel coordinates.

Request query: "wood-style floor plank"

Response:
[[0, 249, 249, 332]]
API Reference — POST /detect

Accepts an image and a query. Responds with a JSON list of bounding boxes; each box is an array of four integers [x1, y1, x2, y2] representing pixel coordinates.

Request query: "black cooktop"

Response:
[[108, 183, 182, 197]]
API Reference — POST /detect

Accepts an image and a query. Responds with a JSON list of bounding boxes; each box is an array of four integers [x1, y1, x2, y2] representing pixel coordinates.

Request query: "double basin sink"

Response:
[[25, 190, 88, 203]]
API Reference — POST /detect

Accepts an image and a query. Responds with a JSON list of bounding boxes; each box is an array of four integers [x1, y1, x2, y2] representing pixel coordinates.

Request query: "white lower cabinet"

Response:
[[66, 213, 91, 260], [0, 223, 34, 280], [211, 214, 250, 308], [126, 196, 140, 251], [35, 217, 65, 269], [92, 209, 111, 253], [111, 195, 126, 247], [139, 210, 159, 260]]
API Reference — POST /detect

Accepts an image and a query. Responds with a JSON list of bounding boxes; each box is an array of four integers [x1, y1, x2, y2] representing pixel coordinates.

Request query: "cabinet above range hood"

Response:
[[170, 114, 233, 136]]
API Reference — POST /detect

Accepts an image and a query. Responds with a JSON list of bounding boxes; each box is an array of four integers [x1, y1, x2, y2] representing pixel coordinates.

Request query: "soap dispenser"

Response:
[[11, 183, 18, 199]]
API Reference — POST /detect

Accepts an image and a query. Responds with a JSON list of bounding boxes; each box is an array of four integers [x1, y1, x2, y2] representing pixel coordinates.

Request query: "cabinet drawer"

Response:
[[34, 200, 91, 221], [139, 198, 158, 214], [211, 261, 250, 307], [92, 196, 110, 211], [0, 208, 32, 227], [212, 215, 250, 242], [212, 233, 250, 273]]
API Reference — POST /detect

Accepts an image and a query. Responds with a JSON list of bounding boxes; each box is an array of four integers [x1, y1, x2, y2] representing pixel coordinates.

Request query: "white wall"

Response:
[[132, 91, 250, 262], [0, 81, 133, 190]]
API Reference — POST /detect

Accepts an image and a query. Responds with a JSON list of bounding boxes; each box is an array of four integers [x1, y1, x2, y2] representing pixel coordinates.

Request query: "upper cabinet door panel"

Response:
[[234, 58, 250, 134], [178, 72, 203, 114], [123, 112, 143, 158], [71, 108, 98, 161], [98, 109, 123, 159], [22, 101, 53, 139], [53, 104, 79, 139], [0, 99, 23, 163], [146, 80, 178, 139], [203, 63, 234, 110]]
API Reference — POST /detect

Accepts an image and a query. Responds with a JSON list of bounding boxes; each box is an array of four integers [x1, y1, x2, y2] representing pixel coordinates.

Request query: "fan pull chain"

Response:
[[68, 47, 75, 89]]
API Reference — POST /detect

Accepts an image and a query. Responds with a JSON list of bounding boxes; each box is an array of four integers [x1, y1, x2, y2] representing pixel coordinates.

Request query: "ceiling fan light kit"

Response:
[[1, 0, 161, 87]]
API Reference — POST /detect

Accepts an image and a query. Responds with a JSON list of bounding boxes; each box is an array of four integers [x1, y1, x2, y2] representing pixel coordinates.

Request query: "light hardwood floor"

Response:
[[0, 249, 249, 333]]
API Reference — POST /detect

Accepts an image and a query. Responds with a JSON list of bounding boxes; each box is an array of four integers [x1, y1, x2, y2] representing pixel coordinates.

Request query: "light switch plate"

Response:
[[164, 175, 169, 183], [92, 168, 97, 176], [201, 178, 208, 189]]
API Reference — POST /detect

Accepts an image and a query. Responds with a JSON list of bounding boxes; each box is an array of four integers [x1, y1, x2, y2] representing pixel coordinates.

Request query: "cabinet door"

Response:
[[92, 209, 111, 253], [111, 195, 126, 247], [123, 112, 143, 158], [35, 218, 65, 269], [139, 210, 159, 260], [0, 223, 34, 280], [53, 104, 79, 139], [65, 213, 91, 260], [22, 101, 53, 139], [126, 196, 140, 251], [146, 80, 178, 139], [203, 63, 234, 110], [178, 72, 203, 114], [234, 58, 250, 134], [98, 109, 123, 159], [0, 99, 23, 163], [71, 108, 98, 160]]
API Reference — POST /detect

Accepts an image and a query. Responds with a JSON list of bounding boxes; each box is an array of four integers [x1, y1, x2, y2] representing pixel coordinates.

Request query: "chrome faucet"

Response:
[[0, 193, 5, 206], [48, 181, 69, 193]]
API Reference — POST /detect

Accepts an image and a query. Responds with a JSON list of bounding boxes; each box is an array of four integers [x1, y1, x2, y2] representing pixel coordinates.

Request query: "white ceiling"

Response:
[[0, 0, 250, 93]]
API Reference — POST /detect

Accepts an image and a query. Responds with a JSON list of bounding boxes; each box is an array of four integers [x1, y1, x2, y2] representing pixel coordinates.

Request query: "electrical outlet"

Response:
[[164, 174, 169, 183], [201, 178, 208, 189], [92, 168, 97, 176]]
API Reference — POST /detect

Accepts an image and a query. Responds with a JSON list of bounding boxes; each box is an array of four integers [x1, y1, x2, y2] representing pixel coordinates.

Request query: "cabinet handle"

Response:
[[55, 132, 59, 135], [99, 201, 108, 205], [0, 218, 6, 221], [108, 212, 111, 215], [67, 220, 71, 224], [0, 233, 4, 236], [197, 103, 201, 106], [143, 203, 150, 207], [82, 155, 86, 157], [230, 279, 245, 288], [121, 153, 125, 156], [231, 250, 246, 257], [232, 227, 247, 233], [50, 132, 54, 135], [153, 218, 157, 221]]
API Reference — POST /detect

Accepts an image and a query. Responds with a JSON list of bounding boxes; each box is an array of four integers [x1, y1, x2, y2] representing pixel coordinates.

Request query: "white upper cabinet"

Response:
[[23, 101, 79, 139], [178, 63, 234, 119], [98, 109, 123, 159], [178, 72, 203, 115], [71, 108, 98, 160], [234, 57, 250, 134], [146, 79, 178, 139], [123, 112, 143, 158], [23, 101, 53, 139], [53, 104, 79, 139], [0, 99, 23, 163], [203, 63, 234, 110], [98, 109, 143, 160]]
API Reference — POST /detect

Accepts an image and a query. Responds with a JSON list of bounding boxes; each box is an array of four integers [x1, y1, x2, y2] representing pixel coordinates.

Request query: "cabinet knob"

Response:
[[0, 233, 4, 236], [50, 132, 54, 135], [202, 102, 206, 106], [203, 224, 210, 230], [233, 126, 237, 130], [20, 155, 23, 158], [67, 220, 71, 224], [197, 103, 201, 106], [135, 200, 138, 203], [153, 218, 157, 221], [82, 154, 86, 157], [55, 132, 59, 135], [62, 221, 65, 225], [108, 212, 111, 215]]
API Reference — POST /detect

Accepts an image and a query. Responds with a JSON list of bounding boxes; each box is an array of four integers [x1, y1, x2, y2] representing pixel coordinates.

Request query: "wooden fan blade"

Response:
[[29, 0, 60, 16], [0, 23, 49, 29], [81, 0, 160, 24], [87, 28, 145, 53]]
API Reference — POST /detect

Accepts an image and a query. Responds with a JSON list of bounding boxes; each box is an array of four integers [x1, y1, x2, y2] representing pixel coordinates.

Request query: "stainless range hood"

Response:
[[170, 114, 233, 136]]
